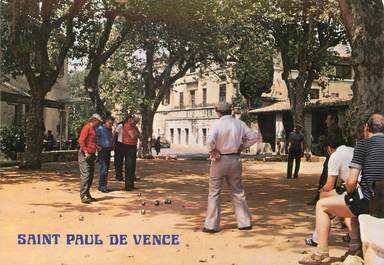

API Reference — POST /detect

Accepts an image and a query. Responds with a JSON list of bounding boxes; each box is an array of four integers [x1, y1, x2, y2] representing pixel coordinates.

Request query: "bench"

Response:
[[358, 214, 384, 265]]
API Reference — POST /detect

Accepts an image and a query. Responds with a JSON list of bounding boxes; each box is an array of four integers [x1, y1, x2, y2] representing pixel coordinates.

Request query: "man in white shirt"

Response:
[[305, 141, 354, 247], [203, 103, 261, 233], [114, 116, 127, 181]]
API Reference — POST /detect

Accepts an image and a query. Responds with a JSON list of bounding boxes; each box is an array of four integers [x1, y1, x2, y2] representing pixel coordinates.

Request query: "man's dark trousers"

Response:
[[122, 144, 137, 190], [79, 151, 96, 199], [313, 156, 330, 201], [287, 150, 302, 179], [114, 142, 124, 180], [98, 148, 111, 191]]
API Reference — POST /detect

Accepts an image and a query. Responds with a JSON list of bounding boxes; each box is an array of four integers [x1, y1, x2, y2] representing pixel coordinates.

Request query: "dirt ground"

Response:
[[0, 160, 350, 265]]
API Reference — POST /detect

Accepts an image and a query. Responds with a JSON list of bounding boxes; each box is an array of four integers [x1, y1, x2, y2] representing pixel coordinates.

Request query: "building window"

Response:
[[196, 130, 199, 144], [179, 92, 184, 108], [163, 90, 170, 105], [185, 128, 189, 145], [202, 128, 207, 146], [310, 88, 320, 99], [170, 128, 174, 144], [202, 88, 207, 106], [219, 84, 226, 102], [331, 92, 339, 98], [335, 64, 352, 80], [177, 128, 181, 144], [190, 90, 196, 107]]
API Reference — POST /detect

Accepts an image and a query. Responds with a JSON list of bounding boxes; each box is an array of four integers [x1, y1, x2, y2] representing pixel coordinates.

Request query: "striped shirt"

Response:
[[350, 134, 384, 199]]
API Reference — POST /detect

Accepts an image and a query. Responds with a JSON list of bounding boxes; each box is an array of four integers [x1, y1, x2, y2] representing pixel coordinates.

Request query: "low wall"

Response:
[[17, 150, 78, 163]]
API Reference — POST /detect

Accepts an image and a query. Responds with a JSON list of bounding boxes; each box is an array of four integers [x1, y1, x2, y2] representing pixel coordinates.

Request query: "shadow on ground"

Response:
[[0, 159, 349, 254]]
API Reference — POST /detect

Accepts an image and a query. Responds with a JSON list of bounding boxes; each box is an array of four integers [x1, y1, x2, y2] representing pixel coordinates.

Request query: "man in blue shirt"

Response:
[[96, 116, 115, 193]]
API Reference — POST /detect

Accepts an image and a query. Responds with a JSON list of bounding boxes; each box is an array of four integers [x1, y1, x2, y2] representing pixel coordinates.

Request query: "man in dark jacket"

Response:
[[308, 113, 344, 205], [287, 124, 305, 179]]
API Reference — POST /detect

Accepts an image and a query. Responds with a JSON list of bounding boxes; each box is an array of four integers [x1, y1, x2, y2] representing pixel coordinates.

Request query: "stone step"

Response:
[[358, 214, 384, 265]]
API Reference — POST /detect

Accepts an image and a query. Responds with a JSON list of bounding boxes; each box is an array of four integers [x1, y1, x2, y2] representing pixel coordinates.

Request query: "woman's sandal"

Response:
[[305, 238, 318, 247]]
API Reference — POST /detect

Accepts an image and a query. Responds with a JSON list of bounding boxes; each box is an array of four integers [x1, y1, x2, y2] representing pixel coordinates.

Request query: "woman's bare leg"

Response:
[[316, 195, 356, 250]]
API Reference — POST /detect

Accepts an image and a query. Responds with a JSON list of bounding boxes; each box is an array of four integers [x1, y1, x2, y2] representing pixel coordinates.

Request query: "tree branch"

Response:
[[99, 20, 130, 64]]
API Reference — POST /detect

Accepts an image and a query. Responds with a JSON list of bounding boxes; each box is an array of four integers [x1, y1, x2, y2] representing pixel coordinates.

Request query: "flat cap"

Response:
[[90, 113, 103, 122], [215, 102, 232, 112]]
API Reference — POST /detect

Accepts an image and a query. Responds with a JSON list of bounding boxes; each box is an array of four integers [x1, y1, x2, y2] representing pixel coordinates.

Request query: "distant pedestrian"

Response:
[[155, 136, 161, 155], [43, 130, 55, 151], [277, 127, 286, 155], [78, 114, 102, 203], [96, 116, 115, 193], [286, 124, 305, 179]]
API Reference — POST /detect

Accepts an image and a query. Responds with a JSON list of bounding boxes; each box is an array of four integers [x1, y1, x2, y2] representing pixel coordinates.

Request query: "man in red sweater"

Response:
[[78, 114, 102, 203], [121, 115, 141, 191]]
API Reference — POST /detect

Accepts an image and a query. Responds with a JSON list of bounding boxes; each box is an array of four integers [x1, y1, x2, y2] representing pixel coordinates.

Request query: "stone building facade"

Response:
[[153, 58, 353, 153], [153, 67, 240, 148]]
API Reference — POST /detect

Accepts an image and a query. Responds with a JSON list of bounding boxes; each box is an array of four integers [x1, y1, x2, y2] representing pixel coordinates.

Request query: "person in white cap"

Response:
[[77, 113, 102, 203], [203, 103, 261, 233]]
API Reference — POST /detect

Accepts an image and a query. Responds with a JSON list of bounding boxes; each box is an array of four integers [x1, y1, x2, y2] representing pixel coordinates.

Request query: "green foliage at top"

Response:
[[261, 0, 347, 89], [211, 0, 275, 107], [0, 0, 84, 85]]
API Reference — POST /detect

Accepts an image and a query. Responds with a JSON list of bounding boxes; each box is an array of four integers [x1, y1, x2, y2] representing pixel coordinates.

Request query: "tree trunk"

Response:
[[84, 67, 108, 116], [339, 0, 384, 144], [19, 88, 45, 169], [283, 75, 306, 130], [293, 78, 306, 129], [140, 107, 155, 157]]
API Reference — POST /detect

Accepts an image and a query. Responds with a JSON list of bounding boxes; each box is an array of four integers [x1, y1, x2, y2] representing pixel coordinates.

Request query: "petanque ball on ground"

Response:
[[79, 215, 84, 221], [141, 209, 146, 215], [154, 200, 160, 206], [141, 201, 146, 206]]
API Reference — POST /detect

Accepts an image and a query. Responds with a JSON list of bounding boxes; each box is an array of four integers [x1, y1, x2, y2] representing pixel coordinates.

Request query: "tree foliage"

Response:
[[104, 0, 225, 154], [1, 0, 87, 169], [260, 0, 347, 127], [71, 0, 141, 116], [218, 1, 275, 108]]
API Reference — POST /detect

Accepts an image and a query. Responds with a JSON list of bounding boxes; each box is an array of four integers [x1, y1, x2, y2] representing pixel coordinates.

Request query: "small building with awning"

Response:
[[0, 81, 69, 146], [248, 96, 352, 153]]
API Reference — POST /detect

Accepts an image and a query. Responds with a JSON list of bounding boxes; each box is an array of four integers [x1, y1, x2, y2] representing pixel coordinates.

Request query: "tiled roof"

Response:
[[249, 100, 291, 113], [249, 96, 352, 114], [307, 96, 352, 108], [0, 82, 30, 97]]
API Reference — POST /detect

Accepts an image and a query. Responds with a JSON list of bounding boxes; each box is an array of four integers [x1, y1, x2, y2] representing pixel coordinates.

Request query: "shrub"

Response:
[[0, 125, 25, 160]]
